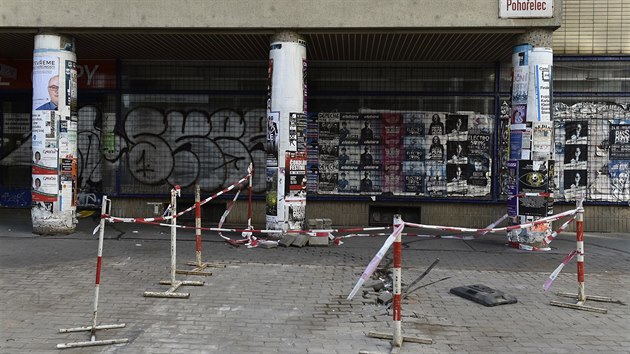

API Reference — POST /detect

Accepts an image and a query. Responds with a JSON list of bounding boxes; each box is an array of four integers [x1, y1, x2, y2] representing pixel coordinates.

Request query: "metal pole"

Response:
[[195, 184, 202, 267], [170, 186, 180, 285], [392, 214, 403, 347], [248, 163, 253, 230], [90, 196, 108, 340], [576, 199, 585, 303]]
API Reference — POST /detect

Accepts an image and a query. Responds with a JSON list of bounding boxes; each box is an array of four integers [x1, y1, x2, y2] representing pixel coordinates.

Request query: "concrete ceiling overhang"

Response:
[[0, 30, 523, 62]]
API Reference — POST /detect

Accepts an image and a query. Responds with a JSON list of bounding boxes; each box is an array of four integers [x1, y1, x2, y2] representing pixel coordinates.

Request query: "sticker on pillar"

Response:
[[265, 167, 278, 216], [530, 64, 552, 122], [506, 160, 518, 215], [532, 121, 553, 161], [285, 152, 307, 198], [511, 104, 526, 124], [266, 111, 279, 165], [302, 59, 308, 113], [32, 174, 58, 202], [32, 147, 57, 175], [266, 59, 273, 112], [65, 60, 78, 115], [285, 197, 305, 231], [291, 112, 307, 152], [32, 56, 60, 111], [288, 113, 298, 152]]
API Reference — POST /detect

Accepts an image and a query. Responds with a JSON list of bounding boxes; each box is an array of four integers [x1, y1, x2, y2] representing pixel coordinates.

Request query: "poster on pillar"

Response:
[[511, 44, 532, 124], [266, 111, 280, 166], [265, 166, 279, 226], [285, 152, 307, 198], [527, 48, 553, 122], [65, 61, 78, 115], [32, 56, 60, 111]]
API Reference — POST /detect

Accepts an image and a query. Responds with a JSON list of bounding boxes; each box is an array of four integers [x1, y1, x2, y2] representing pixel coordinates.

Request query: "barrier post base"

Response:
[[367, 331, 432, 353], [175, 261, 226, 276], [143, 280, 204, 299], [550, 292, 617, 314], [57, 323, 128, 349]]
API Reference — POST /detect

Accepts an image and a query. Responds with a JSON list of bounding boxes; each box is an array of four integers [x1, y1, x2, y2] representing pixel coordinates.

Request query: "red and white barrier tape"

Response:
[[543, 250, 578, 291], [347, 224, 405, 300], [508, 192, 552, 199], [102, 173, 251, 224], [403, 209, 578, 234], [542, 215, 576, 246], [508, 241, 551, 252]]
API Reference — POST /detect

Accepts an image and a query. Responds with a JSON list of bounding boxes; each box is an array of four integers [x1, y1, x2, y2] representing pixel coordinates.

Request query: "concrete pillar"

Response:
[[507, 29, 555, 246], [265, 31, 307, 231], [32, 33, 78, 234]]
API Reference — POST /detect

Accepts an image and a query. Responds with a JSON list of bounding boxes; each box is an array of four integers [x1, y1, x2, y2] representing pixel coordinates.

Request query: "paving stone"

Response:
[[278, 233, 298, 247], [291, 234, 310, 248]]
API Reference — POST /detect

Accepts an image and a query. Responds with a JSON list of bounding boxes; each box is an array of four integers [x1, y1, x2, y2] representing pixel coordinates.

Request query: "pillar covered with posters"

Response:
[[265, 32, 308, 231], [31, 33, 78, 234], [507, 30, 555, 247]]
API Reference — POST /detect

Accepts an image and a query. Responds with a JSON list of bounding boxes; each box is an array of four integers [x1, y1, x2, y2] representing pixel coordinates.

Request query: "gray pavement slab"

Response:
[[0, 208, 629, 353]]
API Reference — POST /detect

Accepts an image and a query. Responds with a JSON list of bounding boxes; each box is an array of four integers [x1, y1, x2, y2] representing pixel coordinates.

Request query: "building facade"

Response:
[[1, 0, 629, 231]]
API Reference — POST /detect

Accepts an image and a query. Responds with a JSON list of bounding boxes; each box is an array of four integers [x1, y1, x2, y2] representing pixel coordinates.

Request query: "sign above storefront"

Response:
[[0, 59, 116, 90], [500, 0, 553, 18]]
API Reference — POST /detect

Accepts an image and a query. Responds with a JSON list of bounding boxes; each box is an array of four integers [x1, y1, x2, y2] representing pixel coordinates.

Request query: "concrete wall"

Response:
[[110, 197, 628, 233], [1, 0, 561, 30]]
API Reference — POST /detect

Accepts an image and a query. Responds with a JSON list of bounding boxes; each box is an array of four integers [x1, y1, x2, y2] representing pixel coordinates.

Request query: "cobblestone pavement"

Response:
[[1, 209, 629, 353]]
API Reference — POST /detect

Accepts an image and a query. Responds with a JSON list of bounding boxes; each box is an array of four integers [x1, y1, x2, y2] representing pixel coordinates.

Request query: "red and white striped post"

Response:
[[195, 184, 203, 267], [392, 214, 403, 347], [57, 196, 128, 349], [575, 200, 586, 303], [144, 186, 204, 298], [178, 183, 224, 275], [550, 200, 611, 314], [366, 215, 432, 348], [247, 163, 254, 230]]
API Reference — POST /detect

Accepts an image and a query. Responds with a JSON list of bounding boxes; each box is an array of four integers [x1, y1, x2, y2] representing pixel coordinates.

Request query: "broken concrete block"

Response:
[[279, 234, 298, 247], [291, 234, 310, 248], [322, 218, 333, 228], [363, 279, 385, 291], [377, 292, 393, 305], [308, 236, 329, 247]]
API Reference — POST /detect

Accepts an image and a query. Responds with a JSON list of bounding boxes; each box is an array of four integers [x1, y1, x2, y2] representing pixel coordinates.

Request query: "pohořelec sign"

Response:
[[500, 0, 553, 18]]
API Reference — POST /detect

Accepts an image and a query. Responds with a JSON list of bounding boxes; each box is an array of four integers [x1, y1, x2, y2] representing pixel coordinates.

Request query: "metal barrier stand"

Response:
[[57, 196, 129, 349], [176, 184, 225, 276], [144, 186, 204, 299], [549, 199, 618, 314], [367, 214, 432, 353]]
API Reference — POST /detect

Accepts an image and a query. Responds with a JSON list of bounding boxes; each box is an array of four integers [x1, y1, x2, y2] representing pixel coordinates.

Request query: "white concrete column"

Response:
[[265, 31, 307, 231], [507, 29, 555, 246], [32, 33, 78, 234]]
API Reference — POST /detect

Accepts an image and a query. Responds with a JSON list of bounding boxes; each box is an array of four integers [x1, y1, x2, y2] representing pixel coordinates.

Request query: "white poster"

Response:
[[32, 56, 60, 111]]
